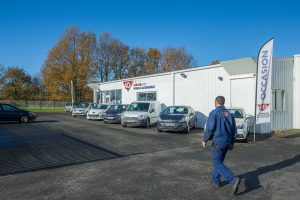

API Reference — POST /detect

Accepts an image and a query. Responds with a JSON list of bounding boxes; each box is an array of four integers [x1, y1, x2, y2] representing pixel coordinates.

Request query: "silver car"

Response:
[[72, 102, 96, 117], [65, 102, 78, 112], [227, 107, 251, 142]]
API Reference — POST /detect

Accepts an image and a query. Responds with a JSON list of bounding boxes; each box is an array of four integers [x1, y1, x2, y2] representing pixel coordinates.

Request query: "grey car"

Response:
[[65, 102, 78, 112], [72, 102, 96, 117], [157, 106, 197, 134]]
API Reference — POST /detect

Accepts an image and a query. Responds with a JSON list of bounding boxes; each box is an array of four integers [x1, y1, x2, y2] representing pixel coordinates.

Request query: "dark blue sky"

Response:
[[0, 0, 299, 75]]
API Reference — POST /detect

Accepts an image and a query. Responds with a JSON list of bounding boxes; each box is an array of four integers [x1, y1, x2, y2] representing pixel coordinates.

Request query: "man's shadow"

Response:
[[237, 154, 300, 195]]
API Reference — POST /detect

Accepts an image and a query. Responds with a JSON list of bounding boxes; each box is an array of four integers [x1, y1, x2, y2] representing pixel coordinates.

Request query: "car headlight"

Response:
[[138, 114, 146, 120], [237, 124, 245, 129], [29, 112, 35, 116], [179, 116, 188, 123]]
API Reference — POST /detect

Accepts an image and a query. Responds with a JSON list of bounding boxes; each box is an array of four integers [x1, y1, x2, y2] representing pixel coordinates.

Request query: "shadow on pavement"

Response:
[[0, 120, 59, 124], [0, 132, 123, 176], [238, 154, 300, 195]]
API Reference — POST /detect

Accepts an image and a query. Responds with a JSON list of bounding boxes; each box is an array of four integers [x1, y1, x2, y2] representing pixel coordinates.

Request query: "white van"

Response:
[[121, 101, 165, 128]]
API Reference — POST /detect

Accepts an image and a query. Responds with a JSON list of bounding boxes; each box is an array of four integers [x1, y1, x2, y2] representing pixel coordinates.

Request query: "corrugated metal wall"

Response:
[[253, 58, 294, 133]]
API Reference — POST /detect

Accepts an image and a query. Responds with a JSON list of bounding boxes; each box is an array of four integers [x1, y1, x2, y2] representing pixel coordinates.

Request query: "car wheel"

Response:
[[122, 124, 127, 127], [21, 115, 30, 123], [157, 127, 162, 132], [243, 137, 248, 143], [183, 124, 190, 134], [145, 118, 150, 128], [104, 121, 107, 124]]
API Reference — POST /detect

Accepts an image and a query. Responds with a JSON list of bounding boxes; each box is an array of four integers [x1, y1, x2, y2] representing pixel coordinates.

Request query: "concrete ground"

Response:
[[0, 113, 299, 200]]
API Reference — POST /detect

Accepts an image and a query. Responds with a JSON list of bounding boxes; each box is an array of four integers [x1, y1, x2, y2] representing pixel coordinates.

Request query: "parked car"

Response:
[[65, 102, 78, 112], [227, 107, 251, 142], [157, 106, 196, 134], [86, 104, 110, 120], [103, 104, 129, 124], [121, 101, 164, 128], [0, 103, 37, 123], [72, 102, 96, 117]]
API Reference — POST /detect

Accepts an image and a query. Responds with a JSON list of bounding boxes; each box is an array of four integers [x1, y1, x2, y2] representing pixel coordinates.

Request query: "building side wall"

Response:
[[293, 55, 300, 129], [174, 67, 231, 127]]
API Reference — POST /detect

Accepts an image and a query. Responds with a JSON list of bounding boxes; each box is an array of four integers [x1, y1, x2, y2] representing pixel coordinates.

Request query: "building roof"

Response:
[[220, 57, 257, 76]]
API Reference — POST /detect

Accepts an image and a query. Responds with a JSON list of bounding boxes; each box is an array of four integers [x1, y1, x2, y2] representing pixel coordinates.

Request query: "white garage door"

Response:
[[230, 78, 255, 115]]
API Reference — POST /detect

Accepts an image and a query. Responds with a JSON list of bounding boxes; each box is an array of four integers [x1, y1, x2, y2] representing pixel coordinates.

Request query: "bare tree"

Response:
[[161, 47, 196, 72], [127, 48, 147, 77]]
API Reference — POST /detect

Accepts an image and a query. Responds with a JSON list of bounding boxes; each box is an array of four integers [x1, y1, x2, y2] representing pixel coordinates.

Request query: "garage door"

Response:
[[230, 78, 255, 115]]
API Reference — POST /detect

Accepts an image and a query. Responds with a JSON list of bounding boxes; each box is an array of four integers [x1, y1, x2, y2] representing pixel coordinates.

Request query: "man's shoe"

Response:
[[212, 182, 221, 188], [231, 178, 241, 195]]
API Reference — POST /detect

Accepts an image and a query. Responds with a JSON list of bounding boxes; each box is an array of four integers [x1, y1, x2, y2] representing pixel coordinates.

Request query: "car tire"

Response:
[[122, 124, 127, 128], [145, 118, 150, 128], [157, 127, 162, 132], [104, 121, 107, 124], [183, 124, 190, 134], [20, 115, 30, 123]]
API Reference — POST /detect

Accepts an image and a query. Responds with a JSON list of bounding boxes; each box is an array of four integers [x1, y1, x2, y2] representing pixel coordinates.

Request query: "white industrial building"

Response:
[[88, 55, 300, 133]]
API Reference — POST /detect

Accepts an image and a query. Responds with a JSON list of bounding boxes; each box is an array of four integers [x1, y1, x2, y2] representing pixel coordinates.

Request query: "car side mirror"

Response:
[[245, 114, 251, 119], [149, 109, 154, 113]]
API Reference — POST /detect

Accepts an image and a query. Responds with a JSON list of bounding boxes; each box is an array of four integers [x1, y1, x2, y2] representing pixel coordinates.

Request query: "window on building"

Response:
[[101, 89, 122, 104], [116, 90, 122, 104], [272, 90, 285, 110], [137, 92, 157, 101]]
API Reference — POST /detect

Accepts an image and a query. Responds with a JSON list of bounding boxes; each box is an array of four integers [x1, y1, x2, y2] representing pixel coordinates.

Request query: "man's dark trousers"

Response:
[[212, 143, 237, 186]]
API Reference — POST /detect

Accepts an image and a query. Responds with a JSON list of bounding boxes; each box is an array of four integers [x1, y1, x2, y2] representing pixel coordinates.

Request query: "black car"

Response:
[[157, 106, 196, 134], [0, 103, 37, 123], [103, 104, 128, 124]]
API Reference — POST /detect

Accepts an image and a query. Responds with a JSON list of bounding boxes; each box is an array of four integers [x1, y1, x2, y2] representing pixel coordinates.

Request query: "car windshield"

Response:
[[77, 103, 89, 108], [228, 109, 244, 118], [163, 106, 188, 115], [127, 103, 150, 112], [93, 104, 108, 109], [108, 105, 126, 111]]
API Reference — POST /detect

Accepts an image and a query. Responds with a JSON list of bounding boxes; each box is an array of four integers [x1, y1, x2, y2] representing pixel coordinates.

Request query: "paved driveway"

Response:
[[0, 113, 299, 200]]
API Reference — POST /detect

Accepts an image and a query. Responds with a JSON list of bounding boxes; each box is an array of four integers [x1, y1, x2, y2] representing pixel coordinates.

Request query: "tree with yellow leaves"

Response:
[[42, 26, 96, 102]]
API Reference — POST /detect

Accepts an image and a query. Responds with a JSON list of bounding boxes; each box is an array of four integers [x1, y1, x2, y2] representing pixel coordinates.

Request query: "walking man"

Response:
[[202, 96, 241, 195]]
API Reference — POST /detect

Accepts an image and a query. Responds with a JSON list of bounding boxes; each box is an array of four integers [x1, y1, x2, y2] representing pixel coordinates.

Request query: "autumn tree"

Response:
[[0, 67, 32, 100], [127, 47, 147, 77], [30, 73, 44, 100], [142, 48, 161, 75], [42, 26, 96, 102], [160, 47, 195, 72], [110, 39, 129, 80], [209, 60, 220, 65], [0, 64, 5, 79]]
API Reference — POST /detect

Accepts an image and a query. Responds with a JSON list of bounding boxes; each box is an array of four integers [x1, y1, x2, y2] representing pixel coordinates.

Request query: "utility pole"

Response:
[[71, 80, 75, 109]]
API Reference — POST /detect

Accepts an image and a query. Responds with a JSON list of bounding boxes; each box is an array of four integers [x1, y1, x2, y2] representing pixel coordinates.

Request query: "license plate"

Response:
[[165, 123, 175, 127], [126, 120, 136, 123], [107, 117, 114, 119]]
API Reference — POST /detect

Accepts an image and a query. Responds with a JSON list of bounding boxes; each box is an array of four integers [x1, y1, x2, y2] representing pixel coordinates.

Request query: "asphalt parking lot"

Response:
[[0, 113, 300, 200]]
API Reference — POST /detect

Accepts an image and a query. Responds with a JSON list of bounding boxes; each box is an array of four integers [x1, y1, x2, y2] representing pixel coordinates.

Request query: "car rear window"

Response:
[[163, 107, 188, 114]]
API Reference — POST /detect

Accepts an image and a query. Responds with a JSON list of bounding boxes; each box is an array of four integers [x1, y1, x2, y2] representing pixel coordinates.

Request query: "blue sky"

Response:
[[0, 0, 299, 75]]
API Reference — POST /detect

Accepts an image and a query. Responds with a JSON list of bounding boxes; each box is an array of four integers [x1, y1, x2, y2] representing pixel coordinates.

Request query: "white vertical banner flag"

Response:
[[255, 38, 274, 124]]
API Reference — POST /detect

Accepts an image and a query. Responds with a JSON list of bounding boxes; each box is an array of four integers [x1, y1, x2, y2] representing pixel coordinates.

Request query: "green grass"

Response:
[[18, 107, 65, 113], [282, 129, 300, 134]]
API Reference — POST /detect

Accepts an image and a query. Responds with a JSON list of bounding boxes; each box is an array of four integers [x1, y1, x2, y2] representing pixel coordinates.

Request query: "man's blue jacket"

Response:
[[204, 106, 237, 145]]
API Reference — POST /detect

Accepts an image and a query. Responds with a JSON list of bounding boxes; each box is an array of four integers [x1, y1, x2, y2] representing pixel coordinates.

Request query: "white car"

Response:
[[86, 104, 110, 120], [227, 107, 251, 142], [121, 101, 165, 128], [72, 102, 96, 117]]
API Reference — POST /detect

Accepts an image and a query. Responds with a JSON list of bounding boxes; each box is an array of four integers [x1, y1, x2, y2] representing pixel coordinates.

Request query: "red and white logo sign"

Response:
[[123, 81, 133, 91], [258, 104, 270, 111]]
